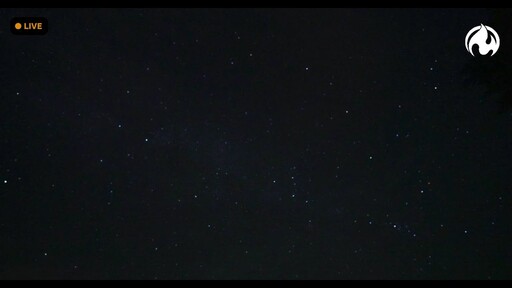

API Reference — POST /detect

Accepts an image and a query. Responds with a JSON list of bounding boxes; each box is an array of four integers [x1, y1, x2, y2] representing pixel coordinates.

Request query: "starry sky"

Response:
[[1, 8, 511, 279]]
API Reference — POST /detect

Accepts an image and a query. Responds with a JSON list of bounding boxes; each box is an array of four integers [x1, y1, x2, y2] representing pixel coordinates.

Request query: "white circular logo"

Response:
[[465, 24, 500, 56]]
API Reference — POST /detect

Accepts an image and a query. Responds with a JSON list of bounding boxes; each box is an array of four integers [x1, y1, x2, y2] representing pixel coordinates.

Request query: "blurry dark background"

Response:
[[0, 8, 511, 279]]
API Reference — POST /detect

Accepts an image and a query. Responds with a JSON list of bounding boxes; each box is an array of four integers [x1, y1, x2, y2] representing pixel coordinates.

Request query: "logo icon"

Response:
[[465, 24, 500, 56]]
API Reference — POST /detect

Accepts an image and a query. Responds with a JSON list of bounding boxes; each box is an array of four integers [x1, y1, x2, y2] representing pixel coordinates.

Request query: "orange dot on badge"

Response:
[[14, 23, 22, 30]]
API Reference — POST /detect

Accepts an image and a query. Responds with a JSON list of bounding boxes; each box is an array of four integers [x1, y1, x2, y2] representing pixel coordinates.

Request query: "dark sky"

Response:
[[0, 8, 511, 279]]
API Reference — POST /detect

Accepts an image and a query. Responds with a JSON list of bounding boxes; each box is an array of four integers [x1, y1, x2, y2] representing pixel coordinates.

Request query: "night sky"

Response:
[[1, 8, 511, 279]]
